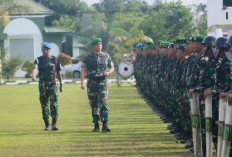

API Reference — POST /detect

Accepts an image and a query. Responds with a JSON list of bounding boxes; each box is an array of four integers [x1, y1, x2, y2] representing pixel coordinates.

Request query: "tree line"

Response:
[[33, 0, 207, 63], [0, 0, 207, 80]]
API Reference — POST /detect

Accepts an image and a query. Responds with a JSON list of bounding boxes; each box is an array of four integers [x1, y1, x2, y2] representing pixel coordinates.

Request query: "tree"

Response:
[[33, 0, 91, 31], [110, 18, 150, 46], [194, 3, 207, 35], [52, 15, 76, 31], [196, 13, 207, 35], [141, 1, 194, 41]]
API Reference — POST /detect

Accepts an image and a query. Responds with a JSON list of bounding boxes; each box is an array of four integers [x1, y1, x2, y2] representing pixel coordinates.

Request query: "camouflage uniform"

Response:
[[33, 56, 61, 126], [82, 52, 114, 123]]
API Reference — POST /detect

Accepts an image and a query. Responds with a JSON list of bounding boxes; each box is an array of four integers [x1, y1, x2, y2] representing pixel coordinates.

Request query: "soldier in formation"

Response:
[[133, 35, 232, 156]]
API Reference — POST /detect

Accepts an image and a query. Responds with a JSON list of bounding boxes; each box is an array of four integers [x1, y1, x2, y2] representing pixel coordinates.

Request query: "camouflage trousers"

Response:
[[87, 79, 108, 123], [39, 81, 58, 123]]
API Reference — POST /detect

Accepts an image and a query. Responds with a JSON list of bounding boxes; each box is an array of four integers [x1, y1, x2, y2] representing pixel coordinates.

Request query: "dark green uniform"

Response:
[[82, 52, 114, 123], [33, 56, 61, 126]]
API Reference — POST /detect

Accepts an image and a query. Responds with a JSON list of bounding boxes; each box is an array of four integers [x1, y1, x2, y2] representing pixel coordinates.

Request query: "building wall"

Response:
[[207, 0, 232, 28], [73, 36, 80, 58], [43, 34, 62, 54]]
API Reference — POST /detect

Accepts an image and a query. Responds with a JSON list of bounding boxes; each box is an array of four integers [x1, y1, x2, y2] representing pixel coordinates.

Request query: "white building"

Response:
[[207, 0, 232, 37], [0, 0, 88, 77]]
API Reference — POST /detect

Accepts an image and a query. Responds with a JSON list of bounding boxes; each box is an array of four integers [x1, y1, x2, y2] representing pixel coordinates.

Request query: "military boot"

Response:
[[51, 118, 58, 131], [92, 123, 99, 132], [102, 121, 111, 132], [44, 119, 50, 131]]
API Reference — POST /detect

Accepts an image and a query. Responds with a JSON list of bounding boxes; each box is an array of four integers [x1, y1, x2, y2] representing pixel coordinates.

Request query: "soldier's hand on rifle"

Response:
[[228, 94, 232, 106], [204, 89, 212, 99]]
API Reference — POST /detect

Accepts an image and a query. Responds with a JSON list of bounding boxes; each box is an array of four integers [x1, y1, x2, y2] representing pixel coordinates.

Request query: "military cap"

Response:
[[90, 38, 102, 45], [157, 40, 163, 44], [136, 42, 143, 47], [177, 44, 186, 51], [140, 45, 146, 51], [163, 42, 170, 48], [147, 41, 154, 49], [194, 35, 205, 42], [175, 38, 187, 44], [170, 42, 175, 48], [147, 41, 153, 45], [41, 42, 52, 49], [188, 35, 198, 42]]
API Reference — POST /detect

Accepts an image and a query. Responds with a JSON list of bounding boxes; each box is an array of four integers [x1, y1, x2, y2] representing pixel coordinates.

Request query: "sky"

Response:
[[81, 0, 207, 6]]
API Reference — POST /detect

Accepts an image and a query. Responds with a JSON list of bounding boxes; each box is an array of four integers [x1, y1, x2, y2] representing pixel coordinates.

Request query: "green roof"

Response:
[[45, 27, 73, 33], [5, 0, 54, 15], [45, 27, 89, 39]]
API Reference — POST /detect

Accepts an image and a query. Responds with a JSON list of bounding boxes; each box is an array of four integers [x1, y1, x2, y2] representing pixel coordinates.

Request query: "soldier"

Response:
[[81, 38, 114, 132], [32, 42, 63, 131]]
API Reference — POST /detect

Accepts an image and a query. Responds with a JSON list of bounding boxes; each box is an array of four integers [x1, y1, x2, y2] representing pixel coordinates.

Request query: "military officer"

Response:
[[32, 42, 63, 131], [81, 38, 114, 132]]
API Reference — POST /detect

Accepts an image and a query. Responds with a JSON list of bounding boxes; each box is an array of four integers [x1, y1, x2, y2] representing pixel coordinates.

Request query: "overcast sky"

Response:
[[81, 0, 207, 6]]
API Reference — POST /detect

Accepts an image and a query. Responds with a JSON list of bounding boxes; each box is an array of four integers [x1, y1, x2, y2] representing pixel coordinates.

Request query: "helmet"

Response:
[[215, 37, 228, 48], [202, 36, 216, 46], [228, 36, 232, 44]]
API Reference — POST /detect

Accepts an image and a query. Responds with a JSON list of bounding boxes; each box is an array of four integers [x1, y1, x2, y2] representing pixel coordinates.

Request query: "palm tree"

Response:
[[109, 20, 152, 46]]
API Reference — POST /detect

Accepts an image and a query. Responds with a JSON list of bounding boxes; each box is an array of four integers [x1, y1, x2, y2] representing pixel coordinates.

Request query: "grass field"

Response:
[[0, 84, 192, 157]]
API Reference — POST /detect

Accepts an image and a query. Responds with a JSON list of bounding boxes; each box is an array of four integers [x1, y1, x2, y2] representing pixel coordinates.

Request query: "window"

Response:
[[223, 0, 232, 7], [226, 12, 229, 20], [10, 38, 34, 61]]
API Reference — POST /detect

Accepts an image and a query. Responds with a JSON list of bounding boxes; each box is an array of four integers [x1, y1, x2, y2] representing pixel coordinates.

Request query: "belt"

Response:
[[88, 76, 106, 82]]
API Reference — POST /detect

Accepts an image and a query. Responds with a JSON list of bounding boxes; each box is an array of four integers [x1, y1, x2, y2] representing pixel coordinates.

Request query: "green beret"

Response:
[[140, 45, 146, 51], [157, 40, 163, 44], [147, 41, 153, 45], [147, 41, 154, 49], [90, 38, 102, 45], [177, 44, 186, 51], [175, 38, 187, 44], [188, 35, 196, 42], [170, 42, 175, 48], [194, 35, 205, 42], [163, 42, 170, 48]]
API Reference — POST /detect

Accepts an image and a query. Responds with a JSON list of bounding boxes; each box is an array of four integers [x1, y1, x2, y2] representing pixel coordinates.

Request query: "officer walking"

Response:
[[32, 42, 63, 131], [81, 38, 114, 132]]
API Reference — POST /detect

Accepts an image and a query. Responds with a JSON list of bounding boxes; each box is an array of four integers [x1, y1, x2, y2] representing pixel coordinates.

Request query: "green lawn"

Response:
[[0, 84, 192, 157]]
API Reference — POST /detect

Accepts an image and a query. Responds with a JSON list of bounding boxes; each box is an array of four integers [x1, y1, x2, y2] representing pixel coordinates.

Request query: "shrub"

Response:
[[2, 57, 22, 81], [21, 60, 33, 78], [57, 53, 72, 66]]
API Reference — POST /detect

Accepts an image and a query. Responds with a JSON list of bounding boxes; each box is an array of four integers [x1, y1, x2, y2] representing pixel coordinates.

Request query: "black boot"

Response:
[[51, 118, 58, 131], [92, 123, 99, 132], [102, 121, 111, 132], [44, 119, 50, 131]]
